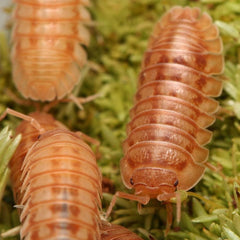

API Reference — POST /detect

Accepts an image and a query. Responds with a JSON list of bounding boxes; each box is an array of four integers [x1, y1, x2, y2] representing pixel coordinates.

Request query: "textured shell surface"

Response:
[[9, 111, 67, 203], [101, 221, 144, 240], [19, 129, 102, 240], [9, 113, 102, 240], [11, 0, 91, 101], [121, 6, 224, 201]]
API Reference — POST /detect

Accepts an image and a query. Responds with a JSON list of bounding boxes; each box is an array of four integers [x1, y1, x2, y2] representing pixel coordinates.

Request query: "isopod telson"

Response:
[[107, 6, 224, 227], [1, 109, 102, 240], [11, 0, 91, 101]]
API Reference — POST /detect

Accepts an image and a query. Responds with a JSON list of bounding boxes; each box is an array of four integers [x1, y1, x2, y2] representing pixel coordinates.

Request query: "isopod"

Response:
[[1, 109, 102, 240], [9, 111, 68, 203], [107, 6, 224, 225], [11, 0, 91, 101], [101, 221, 144, 240]]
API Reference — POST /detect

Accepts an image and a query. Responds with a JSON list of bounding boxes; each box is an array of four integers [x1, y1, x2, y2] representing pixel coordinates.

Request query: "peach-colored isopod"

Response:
[[2, 110, 102, 240], [107, 6, 224, 226], [20, 129, 102, 240], [11, 0, 91, 101], [9, 112, 67, 204], [101, 221, 144, 240]]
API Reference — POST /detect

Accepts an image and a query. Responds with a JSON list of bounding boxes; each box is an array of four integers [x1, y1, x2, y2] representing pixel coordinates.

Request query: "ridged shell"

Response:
[[11, 0, 91, 101], [19, 129, 102, 240], [121, 6, 224, 198], [9, 113, 102, 240], [101, 221, 143, 240], [9, 112, 67, 203]]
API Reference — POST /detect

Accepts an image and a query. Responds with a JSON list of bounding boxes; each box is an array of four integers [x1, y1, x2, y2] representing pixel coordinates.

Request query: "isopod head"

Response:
[[130, 167, 178, 200]]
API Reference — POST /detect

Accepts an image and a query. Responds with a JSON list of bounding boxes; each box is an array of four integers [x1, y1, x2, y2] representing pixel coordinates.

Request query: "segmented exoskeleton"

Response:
[[9, 112, 67, 204], [11, 0, 91, 101], [101, 221, 144, 240], [4, 110, 102, 240], [107, 6, 224, 225]]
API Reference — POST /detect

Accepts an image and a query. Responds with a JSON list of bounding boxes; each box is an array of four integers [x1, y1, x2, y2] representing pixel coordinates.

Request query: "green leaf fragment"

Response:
[[215, 21, 239, 38], [222, 226, 240, 240], [192, 215, 218, 223]]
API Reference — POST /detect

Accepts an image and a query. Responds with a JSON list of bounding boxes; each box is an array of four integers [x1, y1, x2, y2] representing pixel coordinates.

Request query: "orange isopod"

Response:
[[107, 6, 224, 223], [101, 221, 144, 240], [3, 110, 102, 240], [9, 111, 67, 203], [11, 0, 91, 101]]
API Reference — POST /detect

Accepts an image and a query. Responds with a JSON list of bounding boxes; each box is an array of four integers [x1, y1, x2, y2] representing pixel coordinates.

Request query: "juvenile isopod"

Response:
[[107, 6, 224, 227], [101, 221, 144, 240], [11, 0, 91, 101], [1, 109, 102, 240]]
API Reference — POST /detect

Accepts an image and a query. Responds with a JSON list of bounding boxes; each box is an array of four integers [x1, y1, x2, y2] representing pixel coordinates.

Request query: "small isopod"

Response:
[[11, 0, 91, 101], [101, 221, 144, 240], [107, 6, 224, 226], [1, 109, 102, 240]]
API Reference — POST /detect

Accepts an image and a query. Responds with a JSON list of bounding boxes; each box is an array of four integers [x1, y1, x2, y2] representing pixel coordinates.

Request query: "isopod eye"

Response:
[[130, 178, 134, 185], [37, 134, 41, 139], [174, 180, 179, 187]]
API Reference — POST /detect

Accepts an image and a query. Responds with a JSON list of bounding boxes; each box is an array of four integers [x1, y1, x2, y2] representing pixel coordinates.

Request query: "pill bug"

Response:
[[11, 0, 91, 101], [9, 111, 68, 204], [3, 110, 102, 240], [101, 221, 144, 240], [107, 6, 224, 221]]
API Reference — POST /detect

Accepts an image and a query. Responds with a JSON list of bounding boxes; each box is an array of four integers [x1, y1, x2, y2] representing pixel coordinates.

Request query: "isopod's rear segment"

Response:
[[11, 0, 91, 101], [121, 6, 224, 200], [101, 221, 144, 240], [19, 129, 102, 240]]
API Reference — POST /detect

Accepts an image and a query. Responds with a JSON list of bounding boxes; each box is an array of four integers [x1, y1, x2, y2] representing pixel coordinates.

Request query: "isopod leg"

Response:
[[68, 93, 101, 110], [160, 192, 181, 236], [5, 89, 33, 107], [204, 161, 222, 172], [42, 93, 101, 112], [105, 191, 150, 218], [204, 162, 225, 180], [165, 202, 173, 236], [0, 108, 45, 134], [75, 131, 101, 159]]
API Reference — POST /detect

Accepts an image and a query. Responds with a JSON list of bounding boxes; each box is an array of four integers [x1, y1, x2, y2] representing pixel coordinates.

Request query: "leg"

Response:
[[158, 191, 181, 234], [204, 161, 222, 172], [42, 93, 102, 112], [67, 93, 102, 110], [5, 89, 32, 106], [75, 131, 101, 159], [0, 108, 45, 134], [165, 202, 173, 236], [105, 191, 150, 218]]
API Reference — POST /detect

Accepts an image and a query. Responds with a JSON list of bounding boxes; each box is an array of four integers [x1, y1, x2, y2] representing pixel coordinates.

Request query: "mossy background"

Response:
[[0, 0, 240, 239]]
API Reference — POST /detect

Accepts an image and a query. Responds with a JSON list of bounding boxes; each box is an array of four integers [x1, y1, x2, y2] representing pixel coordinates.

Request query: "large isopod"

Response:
[[11, 0, 91, 101], [2, 109, 102, 240], [107, 6, 224, 224]]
